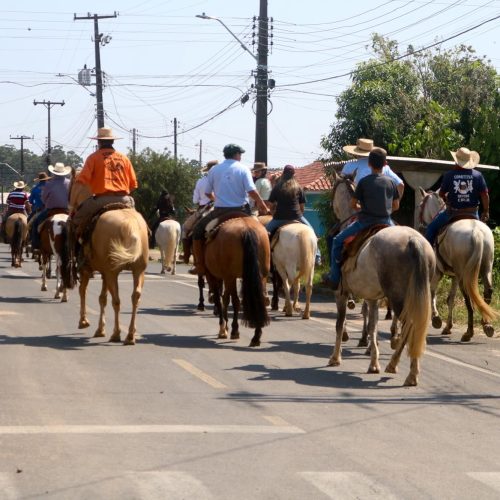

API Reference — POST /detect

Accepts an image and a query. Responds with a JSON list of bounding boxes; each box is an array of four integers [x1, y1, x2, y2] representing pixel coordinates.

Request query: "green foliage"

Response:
[[493, 227, 500, 287], [131, 148, 200, 225]]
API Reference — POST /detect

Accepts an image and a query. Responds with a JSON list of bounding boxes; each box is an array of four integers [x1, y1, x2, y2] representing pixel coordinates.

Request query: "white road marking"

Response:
[[0, 311, 19, 316], [0, 424, 304, 435], [300, 472, 397, 499], [424, 350, 500, 379], [0, 473, 18, 500], [467, 472, 500, 492], [172, 358, 227, 389], [170, 279, 200, 290], [5, 269, 29, 277]]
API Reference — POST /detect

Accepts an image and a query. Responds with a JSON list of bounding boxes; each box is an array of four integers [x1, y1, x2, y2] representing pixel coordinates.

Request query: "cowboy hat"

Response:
[[33, 172, 51, 182], [13, 180, 26, 189], [343, 138, 377, 157], [202, 160, 218, 173], [450, 147, 480, 169], [48, 162, 72, 176], [252, 162, 267, 172], [90, 127, 121, 140]]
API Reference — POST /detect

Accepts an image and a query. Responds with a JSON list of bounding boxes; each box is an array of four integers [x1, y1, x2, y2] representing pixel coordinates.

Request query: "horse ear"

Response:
[[418, 186, 427, 198]]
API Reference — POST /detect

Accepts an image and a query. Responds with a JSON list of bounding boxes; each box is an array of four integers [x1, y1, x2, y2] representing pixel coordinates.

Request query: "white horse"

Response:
[[271, 223, 317, 319], [418, 187, 496, 341], [156, 219, 181, 275]]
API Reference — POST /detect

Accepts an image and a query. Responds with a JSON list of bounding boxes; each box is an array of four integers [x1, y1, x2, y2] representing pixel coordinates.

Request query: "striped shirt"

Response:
[[6, 190, 29, 211]]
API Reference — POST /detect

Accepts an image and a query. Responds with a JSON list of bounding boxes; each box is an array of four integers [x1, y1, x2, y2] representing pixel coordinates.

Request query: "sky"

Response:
[[0, 0, 499, 171]]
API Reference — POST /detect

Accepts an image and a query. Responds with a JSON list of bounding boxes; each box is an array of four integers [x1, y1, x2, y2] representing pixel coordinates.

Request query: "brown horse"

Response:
[[204, 216, 270, 346], [63, 177, 149, 345], [5, 213, 28, 267]]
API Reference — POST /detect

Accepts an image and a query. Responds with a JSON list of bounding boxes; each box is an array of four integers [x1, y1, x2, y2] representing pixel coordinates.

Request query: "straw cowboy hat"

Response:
[[13, 180, 26, 189], [201, 160, 218, 173], [450, 147, 480, 169], [252, 162, 267, 172], [33, 172, 51, 182], [48, 162, 72, 176], [343, 138, 378, 157], [90, 127, 121, 140]]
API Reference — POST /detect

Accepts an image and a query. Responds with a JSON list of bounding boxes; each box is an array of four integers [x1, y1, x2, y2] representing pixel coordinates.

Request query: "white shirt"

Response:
[[341, 157, 403, 186], [192, 176, 211, 206], [205, 159, 256, 208], [255, 177, 272, 201]]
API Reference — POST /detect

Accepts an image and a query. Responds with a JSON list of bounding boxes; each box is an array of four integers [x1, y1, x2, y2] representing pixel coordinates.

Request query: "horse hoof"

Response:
[[328, 358, 340, 367], [390, 337, 400, 350], [357, 339, 368, 348], [109, 334, 121, 342], [301, 313, 310, 320], [367, 366, 380, 374], [461, 333, 473, 342], [93, 331, 106, 338], [403, 375, 418, 387], [61, 297, 68, 303], [385, 363, 397, 374], [347, 299, 356, 310], [123, 338, 135, 346], [208, 294, 215, 304], [78, 320, 90, 329], [41, 286, 48, 292], [483, 324, 495, 338], [197, 305, 205, 311], [249, 340, 260, 347], [342, 331, 349, 342], [160, 270, 165, 275], [230, 332, 240, 340], [218, 333, 228, 339], [432, 317, 442, 329], [441, 328, 451, 335], [384, 312, 392, 320]]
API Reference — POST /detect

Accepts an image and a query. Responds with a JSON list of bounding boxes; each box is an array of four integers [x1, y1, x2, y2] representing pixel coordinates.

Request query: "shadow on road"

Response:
[[0, 295, 45, 304], [139, 304, 200, 317], [142, 333, 218, 350], [0, 333, 94, 350]]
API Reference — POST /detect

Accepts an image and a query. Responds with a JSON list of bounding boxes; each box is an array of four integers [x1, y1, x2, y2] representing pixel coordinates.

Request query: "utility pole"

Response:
[[173, 117, 178, 162], [132, 128, 137, 155], [33, 100, 65, 166], [254, 0, 269, 165], [74, 12, 117, 128], [10, 134, 33, 178], [198, 139, 202, 168]]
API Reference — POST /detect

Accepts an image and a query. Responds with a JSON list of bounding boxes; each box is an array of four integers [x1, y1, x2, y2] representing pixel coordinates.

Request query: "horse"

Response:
[[331, 171, 398, 345], [4, 213, 28, 267], [39, 213, 69, 301], [204, 216, 270, 346], [156, 219, 181, 275], [417, 187, 496, 341], [271, 223, 317, 319], [63, 176, 149, 345]]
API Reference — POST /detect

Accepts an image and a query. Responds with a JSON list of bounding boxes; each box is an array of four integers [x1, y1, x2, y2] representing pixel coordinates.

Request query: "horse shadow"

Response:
[[0, 295, 45, 304], [139, 304, 198, 317], [141, 332, 220, 350], [0, 333, 95, 350]]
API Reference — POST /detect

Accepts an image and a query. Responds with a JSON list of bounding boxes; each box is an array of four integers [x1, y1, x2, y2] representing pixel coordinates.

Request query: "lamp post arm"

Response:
[[0, 162, 22, 178]]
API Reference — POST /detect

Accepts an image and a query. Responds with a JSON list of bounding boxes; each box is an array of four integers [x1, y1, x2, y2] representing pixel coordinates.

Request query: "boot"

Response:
[[189, 239, 205, 275]]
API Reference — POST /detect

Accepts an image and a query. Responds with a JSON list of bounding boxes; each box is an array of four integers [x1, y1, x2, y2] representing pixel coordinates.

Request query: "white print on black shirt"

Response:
[[453, 178, 473, 203]]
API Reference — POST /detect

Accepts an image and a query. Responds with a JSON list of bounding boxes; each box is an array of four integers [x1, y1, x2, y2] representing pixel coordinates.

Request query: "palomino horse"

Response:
[[5, 213, 28, 267], [204, 216, 270, 346], [271, 223, 317, 319], [39, 213, 69, 301], [63, 178, 149, 345], [418, 187, 496, 341], [156, 219, 181, 275]]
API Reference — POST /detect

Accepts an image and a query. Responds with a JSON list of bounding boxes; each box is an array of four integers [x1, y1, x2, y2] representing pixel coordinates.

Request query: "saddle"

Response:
[[341, 224, 389, 267], [205, 212, 251, 241], [80, 202, 130, 246], [38, 208, 69, 233], [270, 221, 301, 251], [158, 215, 174, 224]]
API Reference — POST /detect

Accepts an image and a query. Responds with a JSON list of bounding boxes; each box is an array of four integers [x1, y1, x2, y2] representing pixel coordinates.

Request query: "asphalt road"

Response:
[[0, 244, 499, 499]]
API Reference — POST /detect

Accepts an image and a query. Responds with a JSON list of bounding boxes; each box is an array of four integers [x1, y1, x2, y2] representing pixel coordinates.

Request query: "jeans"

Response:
[[329, 217, 394, 286], [31, 209, 49, 249], [425, 209, 478, 246]]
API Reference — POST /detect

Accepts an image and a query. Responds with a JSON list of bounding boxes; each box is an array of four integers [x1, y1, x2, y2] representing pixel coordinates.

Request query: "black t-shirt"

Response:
[[269, 185, 306, 220], [354, 173, 399, 224]]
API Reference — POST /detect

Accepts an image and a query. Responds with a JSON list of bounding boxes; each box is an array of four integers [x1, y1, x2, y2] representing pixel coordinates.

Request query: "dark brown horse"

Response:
[[5, 213, 28, 267], [204, 216, 270, 346]]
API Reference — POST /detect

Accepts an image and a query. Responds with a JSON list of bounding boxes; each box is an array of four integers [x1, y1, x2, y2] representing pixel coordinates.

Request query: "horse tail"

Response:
[[461, 226, 497, 323], [241, 228, 269, 329], [11, 219, 23, 255], [298, 227, 316, 280], [399, 237, 432, 359], [60, 223, 77, 290], [108, 217, 143, 270]]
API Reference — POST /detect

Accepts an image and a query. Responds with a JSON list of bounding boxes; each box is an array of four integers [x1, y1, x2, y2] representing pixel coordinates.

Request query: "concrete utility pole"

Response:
[[74, 12, 117, 128], [254, 0, 269, 165], [198, 139, 202, 168], [33, 100, 65, 166], [132, 128, 137, 155], [173, 118, 178, 162], [9, 135, 33, 178]]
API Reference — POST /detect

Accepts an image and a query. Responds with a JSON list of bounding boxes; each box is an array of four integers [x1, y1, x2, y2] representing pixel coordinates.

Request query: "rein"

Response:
[[331, 175, 357, 231]]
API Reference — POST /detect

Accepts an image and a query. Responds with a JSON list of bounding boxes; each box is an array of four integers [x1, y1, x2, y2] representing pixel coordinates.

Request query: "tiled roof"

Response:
[[293, 161, 332, 192]]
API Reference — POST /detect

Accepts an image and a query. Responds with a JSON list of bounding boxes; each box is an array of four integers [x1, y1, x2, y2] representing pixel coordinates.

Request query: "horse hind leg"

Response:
[[366, 300, 381, 374], [106, 275, 123, 343], [441, 277, 458, 336], [481, 266, 495, 338], [230, 287, 240, 340], [358, 301, 369, 348], [459, 282, 475, 342], [217, 285, 230, 339], [124, 271, 145, 346], [78, 272, 91, 329], [94, 278, 108, 338], [197, 275, 205, 311]]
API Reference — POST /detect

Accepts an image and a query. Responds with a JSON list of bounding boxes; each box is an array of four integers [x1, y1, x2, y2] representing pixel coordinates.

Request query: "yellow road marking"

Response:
[[0, 311, 19, 316], [172, 358, 227, 389]]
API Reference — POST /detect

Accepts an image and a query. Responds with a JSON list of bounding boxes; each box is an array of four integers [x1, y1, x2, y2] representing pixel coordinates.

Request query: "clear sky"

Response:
[[0, 0, 498, 169]]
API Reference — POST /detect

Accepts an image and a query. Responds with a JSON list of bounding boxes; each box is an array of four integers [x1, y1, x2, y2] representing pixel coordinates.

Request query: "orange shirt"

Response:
[[78, 147, 138, 195]]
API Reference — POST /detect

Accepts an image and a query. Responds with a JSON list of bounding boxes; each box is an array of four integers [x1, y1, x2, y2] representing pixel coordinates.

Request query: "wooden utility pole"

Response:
[[198, 139, 202, 168], [33, 100, 65, 166], [10, 135, 33, 178], [74, 12, 117, 128], [132, 128, 137, 155], [173, 117, 178, 162]]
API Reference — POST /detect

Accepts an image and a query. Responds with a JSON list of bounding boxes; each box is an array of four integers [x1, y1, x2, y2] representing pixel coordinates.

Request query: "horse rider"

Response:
[[251, 162, 272, 215], [327, 148, 400, 290], [28, 172, 50, 222], [149, 189, 176, 248], [265, 164, 322, 265], [193, 160, 218, 209], [1, 180, 31, 242], [70, 127, 137, 247], [31, 163, 71, 253], [189, 143, 269, 275], [425, 147, 489, 246]]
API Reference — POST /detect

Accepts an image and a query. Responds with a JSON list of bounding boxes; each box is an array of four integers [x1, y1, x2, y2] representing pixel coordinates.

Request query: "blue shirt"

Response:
[[205, 159, 256, 208], [341, 157, 403, 186], [41, 176, 70, 210], [28, 181, 47, 211], [440, 167, 488, 209]]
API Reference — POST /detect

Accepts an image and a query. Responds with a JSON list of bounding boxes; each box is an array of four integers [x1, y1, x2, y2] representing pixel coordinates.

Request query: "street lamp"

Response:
[[196, 10, 270, 164], [0, 162, 22, 207]]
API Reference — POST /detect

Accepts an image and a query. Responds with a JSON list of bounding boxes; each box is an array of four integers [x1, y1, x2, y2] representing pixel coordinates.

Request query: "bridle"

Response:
[[331, 174, 358, 232], [418, 191, 444, 231]]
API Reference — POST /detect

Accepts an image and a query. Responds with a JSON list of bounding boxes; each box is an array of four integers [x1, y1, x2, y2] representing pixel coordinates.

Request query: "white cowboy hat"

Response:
[[343, 138, 377, 157], [13, 180, 26, 189], [450, 147, 480, 169], [90, 127, 121, 140], [201, 160, 218, 173], [48, 162, 72, 176]]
